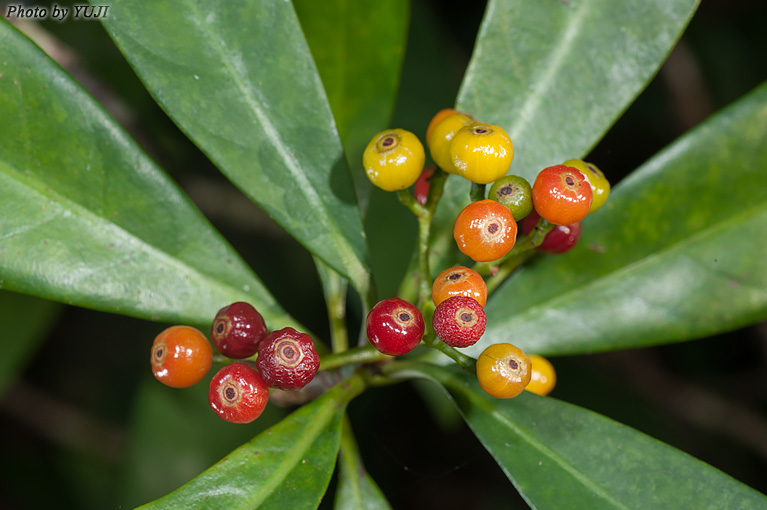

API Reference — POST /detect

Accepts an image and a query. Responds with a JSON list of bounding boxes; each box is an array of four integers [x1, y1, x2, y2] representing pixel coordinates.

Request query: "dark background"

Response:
[[1, 0, 766, 508]]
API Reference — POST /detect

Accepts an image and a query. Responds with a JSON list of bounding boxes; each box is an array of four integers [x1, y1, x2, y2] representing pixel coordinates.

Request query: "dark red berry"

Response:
[[211, 302, 268, 359], [366, 298, 425, 356], [521, 210, 582, 254], [414, 164, 436, 205], [256, 327, 320, 390], [432, 296, 486, 348], [208, 363, 269, 424]]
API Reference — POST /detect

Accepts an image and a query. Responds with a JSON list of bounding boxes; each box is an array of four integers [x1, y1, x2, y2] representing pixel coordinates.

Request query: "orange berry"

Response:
[[477, 343, 532, 399], [432, 266, 487, 307], [151, 326, 213, 388], [453, 200, 517, 262], [531, 165, 592, 226]]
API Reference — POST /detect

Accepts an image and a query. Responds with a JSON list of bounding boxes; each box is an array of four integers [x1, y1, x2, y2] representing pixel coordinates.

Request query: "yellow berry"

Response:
[[524, 354, 556, 396], [363, 129, 425, 191], [476, 343, 531, 399], [450, 123, 513, 184], [563, 159, 610, 214], [427, 112, 474, 174]]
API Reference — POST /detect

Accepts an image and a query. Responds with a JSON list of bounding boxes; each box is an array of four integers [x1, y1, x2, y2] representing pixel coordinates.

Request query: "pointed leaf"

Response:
[[475, 81, 767, 357], [99, 0, 372, 297], [294, 0, 409, 211], [413, 363, 767, 510], [0, 21, 295, 329], [139, 374, 366, 510]]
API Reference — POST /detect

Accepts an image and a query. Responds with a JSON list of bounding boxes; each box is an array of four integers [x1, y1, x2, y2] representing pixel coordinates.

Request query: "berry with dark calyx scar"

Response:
[[150, 325, 213, 388], [363, 129, 425, 191], [414, 164, 436, 205], [525, 354, 556, 396], [476, 343, 531, 399], [563, 158, 610, 214], [521, 210, 582, 254], [256, 328, 320, 390], [366, 298, 425, 356], [488, 175, 533, 221], [432, 296, 487, 348], [432, 266, 487, 307], [449, 123, 513, 184], [453, 199, 517, 262], [532, 164, 592, 226], [208, 363, 269, 423], [211, 302, 268, 359]]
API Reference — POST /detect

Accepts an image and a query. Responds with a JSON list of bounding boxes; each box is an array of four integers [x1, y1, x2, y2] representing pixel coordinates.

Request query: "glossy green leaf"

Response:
[[457, 0, 699, 181], [0, 291, 61, 396], [412, 363, 767, 509], [100, 0, 372, 298], [294, 0, 409, 211], [0, 20, 295, 329], [139, 373, 366, 510], [474, 81, 767, 357], [334, 414, 392, 510]]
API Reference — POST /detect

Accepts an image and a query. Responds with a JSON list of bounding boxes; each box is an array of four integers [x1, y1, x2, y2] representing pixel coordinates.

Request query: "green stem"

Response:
[[314, 258, 349, 353], [421, 330, 477, 372], [320, 345, 390, 371]]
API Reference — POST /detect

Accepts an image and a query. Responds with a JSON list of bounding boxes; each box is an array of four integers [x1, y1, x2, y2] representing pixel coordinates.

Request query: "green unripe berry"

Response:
[[488, 175, 533, 221]]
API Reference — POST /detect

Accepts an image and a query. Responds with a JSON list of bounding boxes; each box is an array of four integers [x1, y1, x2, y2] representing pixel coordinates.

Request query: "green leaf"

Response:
[[412, 363, 767, 509], [0, 21, 294, 328], [294, 0, 409, 212], [0, 291, 61, 396], [139, 373, 366, 510], [99, 0, 372, 298], [457, 0, 699, 181], [477, 81, 767, 357], [334, 414, 392, 510]]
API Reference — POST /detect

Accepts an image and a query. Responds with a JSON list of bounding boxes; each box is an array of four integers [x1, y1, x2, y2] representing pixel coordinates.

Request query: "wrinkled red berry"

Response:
[[521, 210, 582, 254], [208, 363, 269, 424], [432, 296, 486, 348], [211, 302, 268, 359], [256, 327, 320, 390], [366, 298, 425, 356]]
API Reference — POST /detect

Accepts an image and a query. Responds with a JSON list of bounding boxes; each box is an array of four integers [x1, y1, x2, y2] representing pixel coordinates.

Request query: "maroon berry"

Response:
[[366, 298, 425, 356], [521, 210, 582, 254], [211, 302, 268, 359], [208, 363, 269, 424], [432, 296, 486, 348], [256, 327, 320, 390]]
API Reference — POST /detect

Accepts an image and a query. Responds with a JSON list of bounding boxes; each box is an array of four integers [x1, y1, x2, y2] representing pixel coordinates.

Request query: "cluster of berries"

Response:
[[362, 108, 611, 398], [150, 302, 320, 424]]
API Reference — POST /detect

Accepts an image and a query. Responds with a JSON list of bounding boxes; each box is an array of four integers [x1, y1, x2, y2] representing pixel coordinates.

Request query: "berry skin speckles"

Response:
[[256, 327, 320, 391], [432, 266, 487, 307], [208, 363, 269, 423], [532, 165, 592, 226], [453, 200, 517, 262], [432, 296, 487, 348]]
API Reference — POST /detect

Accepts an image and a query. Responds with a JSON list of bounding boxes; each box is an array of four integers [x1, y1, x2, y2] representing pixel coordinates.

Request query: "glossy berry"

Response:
[[563, 159, 610, 214], [488, 175, 533, 221], [256, 328, 320, 390], [450, 123, 513, 184], [532, 165, 592, 226], [521, 210, 582, 254], [211, 302, 268, 359], [208, 363, 269, 424], [453, 199, 517, 262], [414, 164, 436, 205], [150, 325, 213, 388], [426, 108, 458, 142], [476, 343, 531, 399], [432, 266, 487, 307], [525, 354, 556, 396], [427, 112, 474, 174], [366, 298, 425, 356], [432, 296, 486, 348], [363, 129, 425, 191]]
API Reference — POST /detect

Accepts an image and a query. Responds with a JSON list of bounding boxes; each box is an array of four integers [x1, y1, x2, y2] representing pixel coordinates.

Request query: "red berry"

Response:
[[366, 298, 425, 356], [211, 302, 268, 359], [531, 165, 592, 226], [208, 363, 269, 424], [521, 210, 582, 254], [150, 326, 212, 388], [414, 164, 436, 205], [432, 296, 486, 348], [256, 328, 320, 390]]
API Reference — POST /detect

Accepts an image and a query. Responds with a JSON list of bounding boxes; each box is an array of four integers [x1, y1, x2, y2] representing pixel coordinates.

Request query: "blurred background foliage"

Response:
[[1, 0, 766, 508]]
